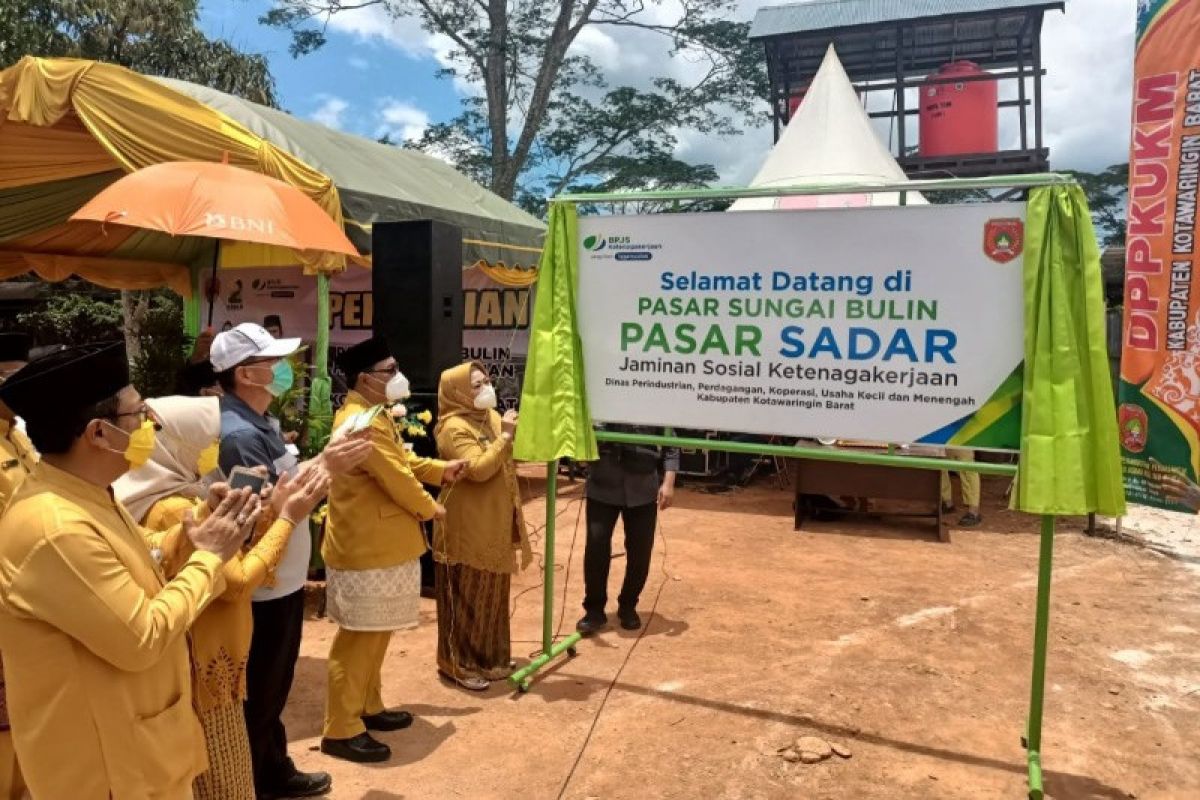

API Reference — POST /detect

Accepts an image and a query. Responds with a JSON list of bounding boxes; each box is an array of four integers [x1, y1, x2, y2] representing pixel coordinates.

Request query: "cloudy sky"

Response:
[[201, 0, 1135, 189]]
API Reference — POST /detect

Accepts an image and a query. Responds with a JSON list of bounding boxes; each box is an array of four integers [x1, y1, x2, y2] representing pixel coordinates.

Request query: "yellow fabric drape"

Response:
[[471, 260, 539, 286], [4, 219, 136, 256], [0, 117, 119, 190], [218, 240, 369, 270], [460, 237, 543, 255], [0, 56, 348, 274], [0, 252, 191, 296]]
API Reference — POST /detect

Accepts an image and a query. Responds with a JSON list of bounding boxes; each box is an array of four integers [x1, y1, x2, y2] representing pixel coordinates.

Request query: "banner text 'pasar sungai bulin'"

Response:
[[577, 203, 1026, 447]]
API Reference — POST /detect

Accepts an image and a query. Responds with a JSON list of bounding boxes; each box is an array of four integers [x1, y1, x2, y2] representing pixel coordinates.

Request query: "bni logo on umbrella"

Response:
[[204, 212, 277, 235]]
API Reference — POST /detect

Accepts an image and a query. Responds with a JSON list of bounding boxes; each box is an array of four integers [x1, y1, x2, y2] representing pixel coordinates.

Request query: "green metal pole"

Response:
[[543, 460, 558, 653], [183, 262, 202, 340], [594, 430, 1017, 477], [1025, 515, 1056, 799], [313, 273, 331, 381], [304, 273, 335, 449], [510, 459, 582, 692], [556, 172, 1072, 205]]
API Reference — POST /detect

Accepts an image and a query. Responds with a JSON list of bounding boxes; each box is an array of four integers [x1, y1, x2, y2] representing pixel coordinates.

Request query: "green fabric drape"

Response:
[[513, 202, 598, 462], [306, 272, 334, 451], [1015, 185, 1125, 516]]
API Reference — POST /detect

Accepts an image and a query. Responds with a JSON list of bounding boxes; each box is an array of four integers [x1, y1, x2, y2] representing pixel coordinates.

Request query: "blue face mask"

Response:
[[267, 360, 294, 397]]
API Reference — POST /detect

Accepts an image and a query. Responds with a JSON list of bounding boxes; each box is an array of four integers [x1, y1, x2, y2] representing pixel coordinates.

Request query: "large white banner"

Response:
[[577, 203, 1027, 446]]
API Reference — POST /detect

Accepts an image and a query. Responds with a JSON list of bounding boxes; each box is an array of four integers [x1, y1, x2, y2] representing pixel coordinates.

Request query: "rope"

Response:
[[553, 511, 677, 800]]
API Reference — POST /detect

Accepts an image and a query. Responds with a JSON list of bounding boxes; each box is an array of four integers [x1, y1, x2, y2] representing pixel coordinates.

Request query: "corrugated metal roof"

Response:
[[750, 0, 1065, 40]]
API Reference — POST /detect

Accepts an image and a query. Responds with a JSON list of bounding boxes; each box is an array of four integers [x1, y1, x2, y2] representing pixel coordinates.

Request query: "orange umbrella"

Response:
[[70, 160, 360, 323], [71, 160, 358, 255]]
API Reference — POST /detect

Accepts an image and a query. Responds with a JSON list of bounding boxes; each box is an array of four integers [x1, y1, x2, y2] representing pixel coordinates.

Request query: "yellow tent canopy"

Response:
[[0, 56, 545, 300], [1, 56, 544, 448], [0, 56, 347, 291]]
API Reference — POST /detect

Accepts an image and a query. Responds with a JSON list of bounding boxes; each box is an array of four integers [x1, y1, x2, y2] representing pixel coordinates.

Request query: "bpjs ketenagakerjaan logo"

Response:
[[582, 234, 662, 261]]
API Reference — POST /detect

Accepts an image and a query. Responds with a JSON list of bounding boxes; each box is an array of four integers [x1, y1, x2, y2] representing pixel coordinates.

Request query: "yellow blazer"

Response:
[[144, 496, 295, 712], [434, 412, 531, 574], [0, 418, 37, 734], [323, 391, 445, 571], [0, 419, 36, 511], [0, 463, 225, 800]]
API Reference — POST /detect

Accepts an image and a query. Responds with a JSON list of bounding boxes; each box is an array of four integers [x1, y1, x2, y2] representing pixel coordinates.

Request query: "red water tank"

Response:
[[787, 91, 806, 118], [918, 61, 998, 157]]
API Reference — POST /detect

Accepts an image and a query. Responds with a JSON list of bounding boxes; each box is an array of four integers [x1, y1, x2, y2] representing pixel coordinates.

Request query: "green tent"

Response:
[[156, 78, 546, 265]]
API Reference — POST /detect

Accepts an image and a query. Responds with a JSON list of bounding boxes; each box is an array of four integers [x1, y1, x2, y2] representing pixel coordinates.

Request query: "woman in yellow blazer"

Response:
[[320, 337, 464, 763], [115, 396, 330, 800], [434, 361, 532, 691]]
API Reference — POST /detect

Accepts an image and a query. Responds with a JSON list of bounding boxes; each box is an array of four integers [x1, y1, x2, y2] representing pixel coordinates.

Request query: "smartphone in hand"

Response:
[[228, 465, 267, 495]]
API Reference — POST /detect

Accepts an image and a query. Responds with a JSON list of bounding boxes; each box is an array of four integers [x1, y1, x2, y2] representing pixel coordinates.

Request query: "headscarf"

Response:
[[434, 361, 490, 438], [113, 395, 221, 522]]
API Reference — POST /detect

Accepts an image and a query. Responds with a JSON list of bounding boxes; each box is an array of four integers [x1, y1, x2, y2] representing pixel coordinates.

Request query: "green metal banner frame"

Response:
[[508, 174, 1076, 800]]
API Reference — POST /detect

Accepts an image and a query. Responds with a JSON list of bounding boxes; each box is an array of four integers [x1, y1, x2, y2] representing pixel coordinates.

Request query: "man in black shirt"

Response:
[[577, 424, 679, 633]]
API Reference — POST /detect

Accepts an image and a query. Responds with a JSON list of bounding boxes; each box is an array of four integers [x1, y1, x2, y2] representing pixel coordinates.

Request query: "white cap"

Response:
[[210, 323, 302, 372]]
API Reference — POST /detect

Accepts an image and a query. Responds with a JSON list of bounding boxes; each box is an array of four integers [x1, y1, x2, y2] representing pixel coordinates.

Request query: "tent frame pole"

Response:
[[184, 261, 202, 339]]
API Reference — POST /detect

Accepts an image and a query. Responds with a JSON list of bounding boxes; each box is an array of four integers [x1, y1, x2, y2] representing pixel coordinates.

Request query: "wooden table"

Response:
[[789, 454, 949, 542]]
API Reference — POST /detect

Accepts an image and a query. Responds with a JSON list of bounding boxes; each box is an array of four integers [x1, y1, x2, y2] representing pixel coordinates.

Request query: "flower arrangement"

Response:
[[389, 402, 434, 441]]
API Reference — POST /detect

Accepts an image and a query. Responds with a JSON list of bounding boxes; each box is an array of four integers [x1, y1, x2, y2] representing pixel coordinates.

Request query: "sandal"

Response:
[[438, 669, 490, 692], [958, 512, 982, 528], [481, 662, 517, 681]]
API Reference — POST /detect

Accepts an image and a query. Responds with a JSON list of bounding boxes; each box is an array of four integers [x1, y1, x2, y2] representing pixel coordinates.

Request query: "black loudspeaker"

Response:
[[372, 220, 464, 392]]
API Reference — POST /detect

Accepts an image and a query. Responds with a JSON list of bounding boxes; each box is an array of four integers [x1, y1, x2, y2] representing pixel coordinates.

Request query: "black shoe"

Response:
[[320, 732, 390, 764], [362, 709, 413, 732], [260, 769, 334, 798], [958, 512, 983, 528], [618, 608, 641, 631], [576, 612, 607, 635]]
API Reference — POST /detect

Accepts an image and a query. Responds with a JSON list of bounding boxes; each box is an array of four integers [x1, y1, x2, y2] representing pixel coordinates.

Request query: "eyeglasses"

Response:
[[105, 404, 161, 427], [367, 364, 399, 377]]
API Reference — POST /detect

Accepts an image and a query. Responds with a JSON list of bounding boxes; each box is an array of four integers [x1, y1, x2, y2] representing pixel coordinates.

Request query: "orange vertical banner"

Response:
[[1119, 0, 1200, 508]]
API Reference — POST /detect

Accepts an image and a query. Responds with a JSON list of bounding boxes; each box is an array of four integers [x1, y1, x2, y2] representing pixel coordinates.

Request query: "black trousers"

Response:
[[245, 588, 305, 792], [582, 498, 657, 615]]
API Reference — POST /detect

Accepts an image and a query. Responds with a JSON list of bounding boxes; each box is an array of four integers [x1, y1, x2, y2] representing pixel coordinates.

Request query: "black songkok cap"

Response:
[[0, 342, 130, 424], [0, 333, 32, 363], [335, 336, 392, 382]]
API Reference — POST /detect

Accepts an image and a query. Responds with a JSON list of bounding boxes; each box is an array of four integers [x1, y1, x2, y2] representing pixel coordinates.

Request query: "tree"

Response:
[[921, 163, 1129, 250], [0, 0, 278, 106], [265, 0, 767, 208], [17, 289, 189, 397], [1065, 163, 1129, 249]]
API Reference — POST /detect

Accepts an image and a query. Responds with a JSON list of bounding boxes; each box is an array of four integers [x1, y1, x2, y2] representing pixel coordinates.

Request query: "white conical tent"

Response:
[[731, 44, 926, 210]]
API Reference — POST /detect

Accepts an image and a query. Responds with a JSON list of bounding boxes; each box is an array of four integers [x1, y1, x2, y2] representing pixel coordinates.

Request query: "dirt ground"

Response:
[[284, 466, 1200, 800]]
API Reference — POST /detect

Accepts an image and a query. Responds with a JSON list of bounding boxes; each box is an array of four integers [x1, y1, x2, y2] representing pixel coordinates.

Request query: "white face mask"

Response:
[[385, 372, 411, 402], [473, 384, 498, 410]]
